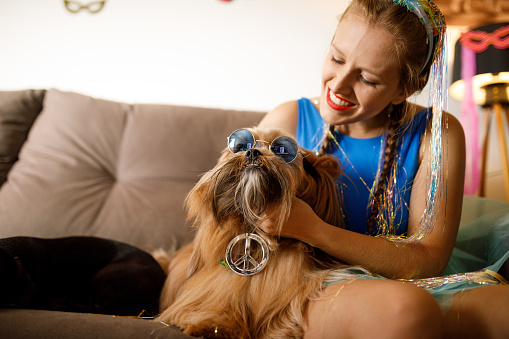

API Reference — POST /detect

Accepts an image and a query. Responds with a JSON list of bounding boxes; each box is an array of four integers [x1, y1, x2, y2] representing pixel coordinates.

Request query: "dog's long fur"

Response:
[[157, 127, 347, 338]]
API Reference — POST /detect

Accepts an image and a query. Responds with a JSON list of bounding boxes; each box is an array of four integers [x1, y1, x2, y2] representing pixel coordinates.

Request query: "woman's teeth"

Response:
[[329, 91, 352, 106]]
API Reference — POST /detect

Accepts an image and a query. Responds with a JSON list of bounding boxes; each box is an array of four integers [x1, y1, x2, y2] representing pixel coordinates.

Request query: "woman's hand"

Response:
[[257, 197, 323, 243]]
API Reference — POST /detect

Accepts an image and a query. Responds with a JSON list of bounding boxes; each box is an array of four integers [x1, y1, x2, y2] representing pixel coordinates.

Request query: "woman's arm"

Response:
[[259, 112, 466, 279], [405, 112, 466, 276]]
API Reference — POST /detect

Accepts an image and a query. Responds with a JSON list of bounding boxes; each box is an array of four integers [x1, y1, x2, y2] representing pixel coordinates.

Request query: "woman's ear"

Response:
[[391, 90, 407, 105]]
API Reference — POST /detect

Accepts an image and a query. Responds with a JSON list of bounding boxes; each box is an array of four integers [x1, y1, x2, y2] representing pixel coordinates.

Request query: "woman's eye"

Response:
[[360, 75, 377, 87], [331, 56, 344, 65]]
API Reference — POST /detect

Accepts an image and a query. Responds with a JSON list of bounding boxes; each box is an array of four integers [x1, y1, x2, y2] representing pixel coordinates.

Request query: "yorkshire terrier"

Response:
[[156, 127, 347, 338]]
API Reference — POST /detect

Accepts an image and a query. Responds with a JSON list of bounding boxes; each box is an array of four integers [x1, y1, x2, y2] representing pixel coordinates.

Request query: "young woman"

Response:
[[259, 0, 509, 338]]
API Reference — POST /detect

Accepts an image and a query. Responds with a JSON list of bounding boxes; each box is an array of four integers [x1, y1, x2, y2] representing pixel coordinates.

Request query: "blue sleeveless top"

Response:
[[296, 98, 430, 235]]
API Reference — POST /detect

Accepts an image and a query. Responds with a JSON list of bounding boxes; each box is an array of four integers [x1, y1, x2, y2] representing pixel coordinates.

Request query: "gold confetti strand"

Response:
[[399, 270, 507, 290]]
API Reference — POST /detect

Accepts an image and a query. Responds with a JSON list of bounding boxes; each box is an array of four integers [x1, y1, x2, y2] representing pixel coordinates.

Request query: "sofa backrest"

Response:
[[0, 89, 265, 251], [0, 90, 46, 187]]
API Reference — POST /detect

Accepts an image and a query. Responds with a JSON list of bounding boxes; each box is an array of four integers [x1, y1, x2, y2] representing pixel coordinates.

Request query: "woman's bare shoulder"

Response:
[[418, 107, 465, 165], [258, 100, 299, 137], [421, 108, 465, 144]]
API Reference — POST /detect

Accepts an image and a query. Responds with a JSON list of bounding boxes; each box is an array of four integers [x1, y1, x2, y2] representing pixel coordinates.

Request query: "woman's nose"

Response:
[[330, 69, 353, 94]]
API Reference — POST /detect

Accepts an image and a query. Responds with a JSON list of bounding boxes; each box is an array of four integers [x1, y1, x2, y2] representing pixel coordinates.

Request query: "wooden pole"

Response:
[[479, 107, 492, 197], [493, 102, 509, 201]]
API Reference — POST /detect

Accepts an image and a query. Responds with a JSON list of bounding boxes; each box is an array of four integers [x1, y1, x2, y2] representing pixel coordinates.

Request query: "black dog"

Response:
[[0, 236, 166, 316]]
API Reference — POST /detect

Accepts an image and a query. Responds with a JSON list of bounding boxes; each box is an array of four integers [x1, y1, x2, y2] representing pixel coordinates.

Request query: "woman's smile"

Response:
[[326, 87, 356, 111]]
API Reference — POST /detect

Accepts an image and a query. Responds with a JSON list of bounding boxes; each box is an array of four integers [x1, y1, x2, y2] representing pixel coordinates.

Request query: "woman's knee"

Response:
[[305, 280, 443, 339], [381, 282, 443, 336]]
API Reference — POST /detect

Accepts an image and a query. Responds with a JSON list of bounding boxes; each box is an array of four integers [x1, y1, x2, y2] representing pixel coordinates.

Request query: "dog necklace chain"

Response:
[[225, 232, 269, 276]]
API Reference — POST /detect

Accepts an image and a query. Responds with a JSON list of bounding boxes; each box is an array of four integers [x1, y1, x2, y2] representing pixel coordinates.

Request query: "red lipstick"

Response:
[[326, 88, 355, 111]]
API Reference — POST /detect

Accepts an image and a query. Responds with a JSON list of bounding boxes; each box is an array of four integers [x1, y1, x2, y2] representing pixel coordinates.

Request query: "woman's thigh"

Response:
[[304, 279, 443, 339], [444, 284, 509, 339]]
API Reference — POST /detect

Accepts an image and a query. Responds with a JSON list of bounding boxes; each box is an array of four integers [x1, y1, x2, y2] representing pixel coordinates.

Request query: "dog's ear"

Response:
[[297, 150, 343, 228], [302, 157, 320, 182], [185, 150, 246, 228], [186, 246, 202, 279], [184, 167, 219, 228]]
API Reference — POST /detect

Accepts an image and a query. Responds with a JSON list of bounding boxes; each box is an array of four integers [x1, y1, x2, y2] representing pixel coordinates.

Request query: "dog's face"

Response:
[[213, 128, 305, 232], [186, 127, 343, 238]]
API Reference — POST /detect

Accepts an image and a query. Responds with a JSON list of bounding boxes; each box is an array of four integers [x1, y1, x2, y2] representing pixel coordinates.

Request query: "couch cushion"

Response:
[[0, 89, 264, 250], [0, 309, 194, 339], [0, 90, 45, 187]]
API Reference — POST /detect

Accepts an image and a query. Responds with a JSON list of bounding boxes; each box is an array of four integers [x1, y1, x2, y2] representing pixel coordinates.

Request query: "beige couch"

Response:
[[0, 89, 265, 338]]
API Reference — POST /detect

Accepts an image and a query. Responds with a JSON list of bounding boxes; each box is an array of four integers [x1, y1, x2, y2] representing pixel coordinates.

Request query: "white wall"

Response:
[[0, 0, 463, 112], [0, 0, 349, 111]]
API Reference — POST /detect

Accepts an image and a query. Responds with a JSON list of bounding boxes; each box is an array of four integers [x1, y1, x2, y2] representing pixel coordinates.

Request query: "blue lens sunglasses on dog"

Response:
[[227, 129, 299, 163]]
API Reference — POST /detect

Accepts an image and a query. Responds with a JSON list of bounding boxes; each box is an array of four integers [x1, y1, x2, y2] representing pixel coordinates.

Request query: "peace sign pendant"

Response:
[[225, 233, 269, 276]]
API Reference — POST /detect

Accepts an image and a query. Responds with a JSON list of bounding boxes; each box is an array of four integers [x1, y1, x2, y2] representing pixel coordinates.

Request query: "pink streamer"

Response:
[[460, 46, 481, 194]]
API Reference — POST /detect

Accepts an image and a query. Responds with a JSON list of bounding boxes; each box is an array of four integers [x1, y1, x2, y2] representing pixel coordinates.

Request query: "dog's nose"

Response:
[[245, 148, 261, 160]]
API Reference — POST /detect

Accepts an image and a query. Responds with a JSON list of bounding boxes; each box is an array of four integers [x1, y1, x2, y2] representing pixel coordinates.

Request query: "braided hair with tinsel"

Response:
[[365, 103, 404, 234]]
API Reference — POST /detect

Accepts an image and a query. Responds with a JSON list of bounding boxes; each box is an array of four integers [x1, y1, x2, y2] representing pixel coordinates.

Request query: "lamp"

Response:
[[449, 22, 509, 201]]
